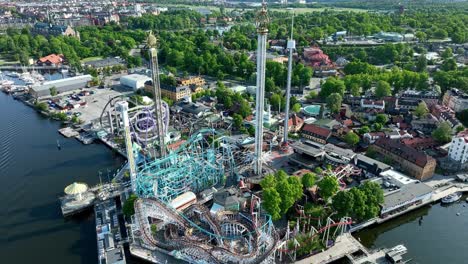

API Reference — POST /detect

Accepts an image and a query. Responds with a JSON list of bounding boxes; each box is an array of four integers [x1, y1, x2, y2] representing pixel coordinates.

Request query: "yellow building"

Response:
[[177, 76, 206, 87], [144, 82, 191, 101]]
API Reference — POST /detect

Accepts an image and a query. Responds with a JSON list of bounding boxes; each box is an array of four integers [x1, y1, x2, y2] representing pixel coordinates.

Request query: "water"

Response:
[[355, 196, 468, 264], [0, 91, 124, 263]]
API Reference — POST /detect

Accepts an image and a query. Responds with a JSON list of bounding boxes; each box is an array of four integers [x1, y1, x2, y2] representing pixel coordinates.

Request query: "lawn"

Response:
[[80, 56, 103, 63]]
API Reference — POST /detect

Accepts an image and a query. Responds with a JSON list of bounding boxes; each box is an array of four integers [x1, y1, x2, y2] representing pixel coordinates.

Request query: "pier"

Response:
[[60, 181, 131, 217]]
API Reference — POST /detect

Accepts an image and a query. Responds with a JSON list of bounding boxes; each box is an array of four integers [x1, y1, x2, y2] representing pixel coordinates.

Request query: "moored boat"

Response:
[[441, 192, 462, 204]]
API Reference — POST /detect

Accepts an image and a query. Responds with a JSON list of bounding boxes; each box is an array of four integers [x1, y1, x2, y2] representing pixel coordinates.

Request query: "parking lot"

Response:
[[70, 88, 125, 124]]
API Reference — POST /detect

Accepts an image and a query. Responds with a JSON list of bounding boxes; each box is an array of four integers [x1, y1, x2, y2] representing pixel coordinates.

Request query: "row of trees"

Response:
[[331, 181, 384, 222]]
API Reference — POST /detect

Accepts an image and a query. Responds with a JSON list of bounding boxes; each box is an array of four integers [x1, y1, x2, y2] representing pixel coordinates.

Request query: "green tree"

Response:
[[49, 86, 58, 96], [374, 80, 391, 99], [350, 82, 361, 97], [416, 55, 427, 72], [34, 102, 48, 112], [151, 224, 157, 235], [432, 121, 453, 143], [262, 188, 282, 220], [319, 77, 345, 98], [343, 131, 360, 146], [232, 113, 243, 129], [291, 103, 301, 113], [441, 58, 457, 71], [375, 114, 388, 125], [441, 47, 453, 59], [414, 101, 429, 118], [360, 181, 384, 219], [123, 194, 138, 218], [302, 173, 317, 188], [306, 91, 318, 100], [455, 125, 465, 133], [326, 93, 342, 114], [358, 126, 370, 135], [270, 93, 283, 112], [348, 188, 367, 221], [373, 123, 383, 132], [332, 190, 355, 218], [317, 175, 339, 201]]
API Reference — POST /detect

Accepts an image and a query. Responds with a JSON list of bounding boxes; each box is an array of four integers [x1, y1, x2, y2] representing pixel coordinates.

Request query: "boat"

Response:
[[6, 72, 20, 78], [441, 192, 462, 204]]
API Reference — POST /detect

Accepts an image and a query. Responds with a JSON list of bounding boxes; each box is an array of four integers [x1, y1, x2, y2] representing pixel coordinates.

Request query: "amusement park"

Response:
[[70, 2, 415, 264]]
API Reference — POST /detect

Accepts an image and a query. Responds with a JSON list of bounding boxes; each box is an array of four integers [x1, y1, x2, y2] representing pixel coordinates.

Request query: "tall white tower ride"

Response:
[[116, 101, 138, 192], [254, 1, 269, 175], [283, 15, 296, 143]]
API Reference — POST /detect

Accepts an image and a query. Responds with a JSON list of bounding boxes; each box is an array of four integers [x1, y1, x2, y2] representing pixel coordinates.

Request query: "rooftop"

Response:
[[374, 138, 435, 168], [302, 124, 332, 138], [382, 181, 433, 211]]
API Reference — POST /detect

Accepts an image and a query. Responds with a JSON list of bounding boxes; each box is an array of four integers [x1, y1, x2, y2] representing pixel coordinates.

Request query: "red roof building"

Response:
[[303, 47, 333, 69], [301, 124, 331, 144], [37, 54, 65, 66]]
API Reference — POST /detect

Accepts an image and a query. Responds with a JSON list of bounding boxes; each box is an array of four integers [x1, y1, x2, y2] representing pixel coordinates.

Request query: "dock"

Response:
[[58, 127, 79, 138], [350, 182, 468, 233], [60, 182, 131, 217], [95, 200, 126, 264], [297, 233, 409, 264]]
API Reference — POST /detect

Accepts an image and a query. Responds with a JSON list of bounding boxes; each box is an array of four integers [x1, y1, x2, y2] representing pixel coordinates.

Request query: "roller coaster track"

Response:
[[277, 218, 353, 253], [133, 198, 279, 264]]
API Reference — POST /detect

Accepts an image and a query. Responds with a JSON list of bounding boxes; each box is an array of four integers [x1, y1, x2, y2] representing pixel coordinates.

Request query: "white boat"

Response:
[[1, 80, 14, 86], [6, 72, 20, 78], [441, 192, 462, 204]]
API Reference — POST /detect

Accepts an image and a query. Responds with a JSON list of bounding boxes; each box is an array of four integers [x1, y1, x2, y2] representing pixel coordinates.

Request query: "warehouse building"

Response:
[[120, 74, 151, 91], [29, 75, 93, 98]]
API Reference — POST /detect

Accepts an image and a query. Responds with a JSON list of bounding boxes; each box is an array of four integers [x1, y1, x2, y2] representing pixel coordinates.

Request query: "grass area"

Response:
[[80, 56, 103, 63], [0, 59, 19, 66]]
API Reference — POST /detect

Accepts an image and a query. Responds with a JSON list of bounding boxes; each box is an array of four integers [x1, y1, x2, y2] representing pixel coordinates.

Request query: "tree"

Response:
[[350, 82, 361, 97], [319, 77, 345, 98], [348, 188, 367, 221], [358, 126, 370, 135], [344, 131, 360, 146], [455, 125, 465, 133], [49, 86, 58, 96], [360, 181, 384, 219], [415, 31, 427, 42], [326, 93, 342, 114], [441, 47, 453, 60], [150, 224, 157, 235], [123, 194, 138, 218], [306, 91, 318, 101], [317, 175, 339, 201], [373, 123, 383, 132], [262, 188, 282, 220], [374, 80, 391, 99], [270, 93, 283, 112], [441, 58, 457, 71], [432, 121, 453, 143], [291, 103, 301, 113], [375, 114, 388, 125], [414, 101, 429, 118], [332, 190, 354, 218], [232, 113, 243, 129], [301, 172, 317, 188], [416, 55, 427, 72], [34, 102, 48, 112]]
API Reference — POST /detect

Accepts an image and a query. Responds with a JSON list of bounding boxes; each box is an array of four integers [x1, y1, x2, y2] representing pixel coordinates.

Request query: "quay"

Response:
[[350, 182, 468, 233], [297, 233, 409, 264], [60, 181, 131, 217]]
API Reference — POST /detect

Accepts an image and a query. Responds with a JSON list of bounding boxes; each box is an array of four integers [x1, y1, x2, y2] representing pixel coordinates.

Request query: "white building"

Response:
[[120, 74, 151, 91], [448, 129, 468, 164]]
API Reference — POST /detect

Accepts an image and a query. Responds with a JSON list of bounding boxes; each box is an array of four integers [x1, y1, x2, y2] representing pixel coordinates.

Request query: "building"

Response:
[[411, 114, 439, 134], [36, 54, 65, 67], [120, 74, 151, 91], [177, 76, 205, 87], [400, 90, 439, 108], [378, 170, 433, 217], [360, 99, 385, 110], [448, 129, 468, 164], [401, 137, 437, 150], [30, 75, 93, 98], [442, 88, 468, 113], [174, 101, 210, 118], [145, 81, 191, 101], [303, 47, 333, 69], [372, 138, 436, 181], [278, 114, 304, 136], [301, 124, 331, 144], [83, 57, 126, 71], [32, 22, 77, 37], [431, 104, 460, 128], [354, 154, 392, 176], [374, 32, 403, 42]]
